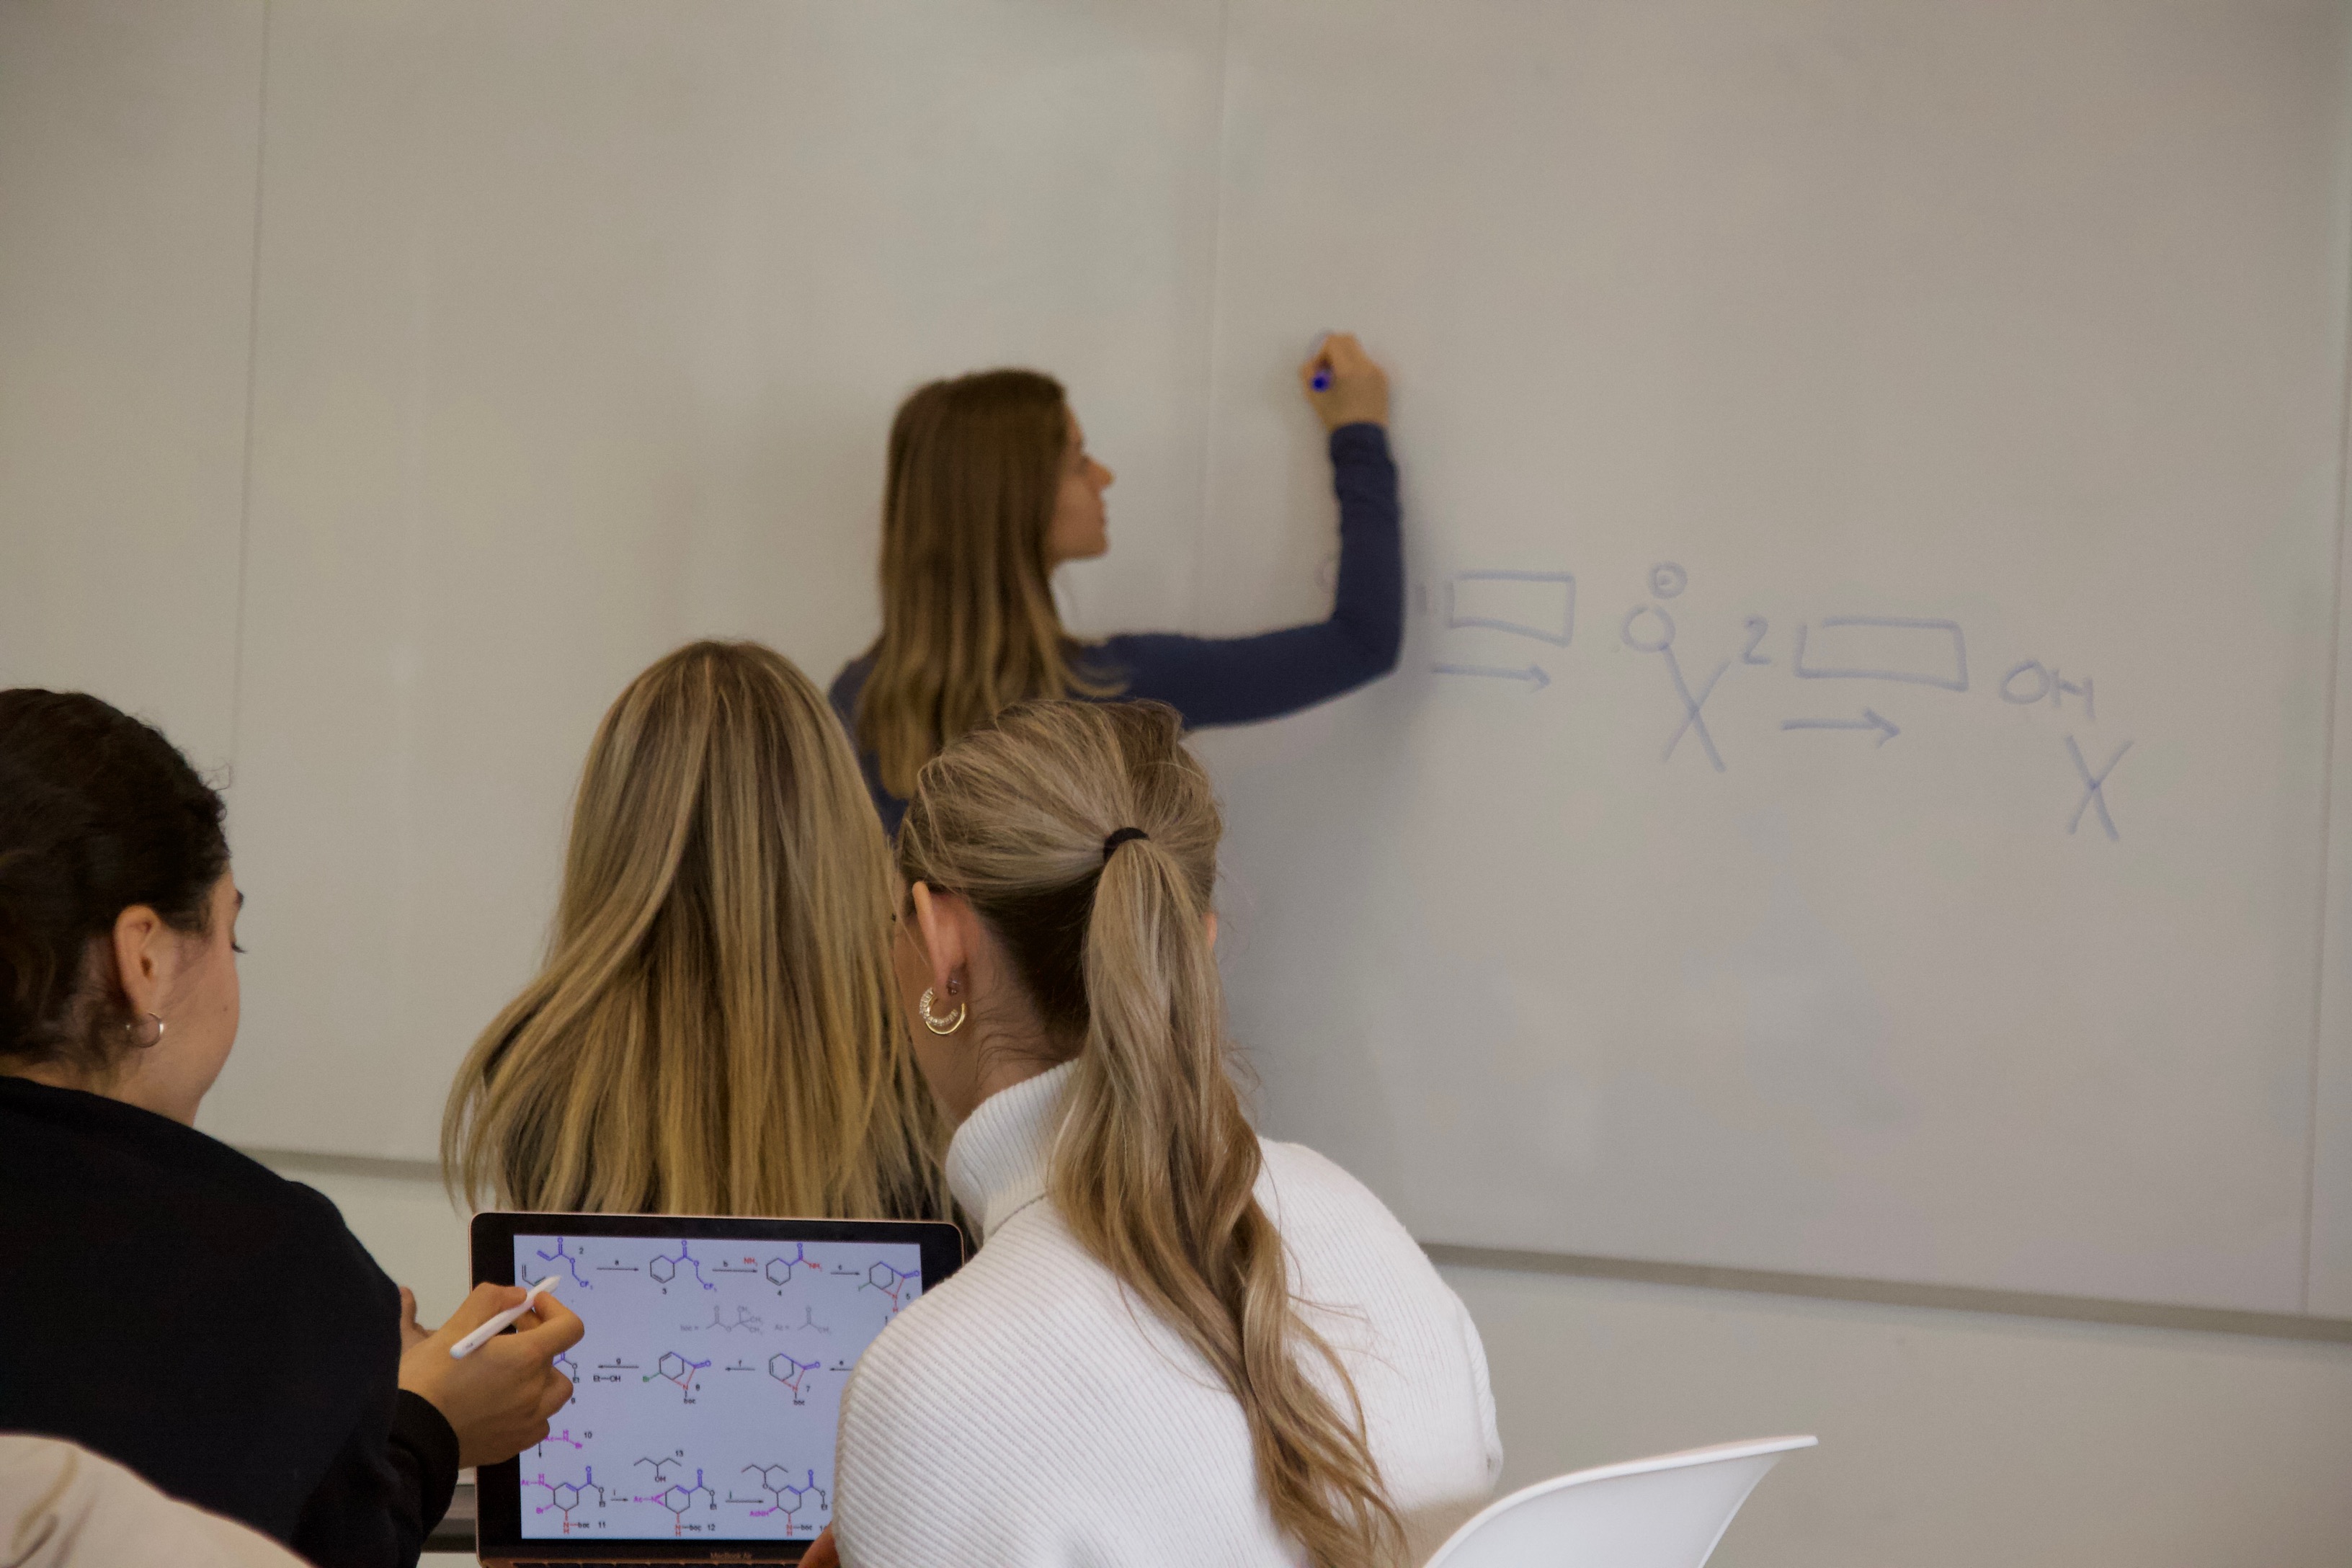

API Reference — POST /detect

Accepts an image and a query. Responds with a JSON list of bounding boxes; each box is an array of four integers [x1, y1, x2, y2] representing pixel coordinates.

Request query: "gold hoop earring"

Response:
[[918, 986, 967, 1035], [125, 1012, 165, 1048]]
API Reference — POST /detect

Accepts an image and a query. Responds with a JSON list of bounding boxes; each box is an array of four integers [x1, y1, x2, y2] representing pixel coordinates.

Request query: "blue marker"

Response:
[[1310, 332, 1333, 391]]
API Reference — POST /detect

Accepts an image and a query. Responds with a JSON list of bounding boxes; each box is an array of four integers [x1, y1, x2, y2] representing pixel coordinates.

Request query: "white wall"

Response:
[[0, 0, 263, 780], [272, 1152, 2352, 1568]]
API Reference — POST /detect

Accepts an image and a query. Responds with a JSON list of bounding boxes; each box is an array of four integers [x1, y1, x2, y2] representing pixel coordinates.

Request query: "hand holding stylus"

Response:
[[398, 1281, 584, 1468]]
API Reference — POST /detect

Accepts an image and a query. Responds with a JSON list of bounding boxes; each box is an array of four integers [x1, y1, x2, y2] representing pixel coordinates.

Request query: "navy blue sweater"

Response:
[[832, 422, 1404, 834]]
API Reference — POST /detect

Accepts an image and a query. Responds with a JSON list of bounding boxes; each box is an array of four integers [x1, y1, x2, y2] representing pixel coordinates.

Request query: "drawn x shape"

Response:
[[1664, 648, 1731, 774], [2066, 735, 2132, 841]]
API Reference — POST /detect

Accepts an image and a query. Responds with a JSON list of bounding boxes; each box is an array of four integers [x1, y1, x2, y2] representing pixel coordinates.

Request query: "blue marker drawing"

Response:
[[1666, 659, 1732, 770], [2002, 660, 2094, 720], [1740, 615, 1773, 665], [2066, 735, 2132, 840], [1793, 617, 1968, 692], [1446, 570, 1574, 644], [1649, 562, 1688, 599], [1781, 710, 1899, 746], [1431, 661, 1549, 690], [1621, 605, 1727, 772], [2054, 671, 2093, 718], [1619, 603, 1675, 655]]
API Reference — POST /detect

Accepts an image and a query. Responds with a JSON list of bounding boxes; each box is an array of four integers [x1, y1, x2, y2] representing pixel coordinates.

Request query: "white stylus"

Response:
[[449, 1275, 561, 1359]]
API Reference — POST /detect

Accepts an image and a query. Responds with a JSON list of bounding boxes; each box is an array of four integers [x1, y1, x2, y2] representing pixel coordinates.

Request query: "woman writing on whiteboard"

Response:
[[830, 334, 1402, 834]]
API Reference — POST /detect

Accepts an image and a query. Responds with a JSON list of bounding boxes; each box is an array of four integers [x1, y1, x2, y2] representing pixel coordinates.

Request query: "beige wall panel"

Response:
[[0, 0, 264, 775], [204, 1, 1224, 1156]]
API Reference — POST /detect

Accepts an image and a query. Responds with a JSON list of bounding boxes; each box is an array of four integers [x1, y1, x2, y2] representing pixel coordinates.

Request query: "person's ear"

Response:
[[909, 883, 967, 1004], [110, 905, 172, 1017]]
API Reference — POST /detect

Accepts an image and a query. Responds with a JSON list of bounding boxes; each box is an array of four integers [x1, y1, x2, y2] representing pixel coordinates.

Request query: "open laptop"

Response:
[[470, 1211, 964, 1565]]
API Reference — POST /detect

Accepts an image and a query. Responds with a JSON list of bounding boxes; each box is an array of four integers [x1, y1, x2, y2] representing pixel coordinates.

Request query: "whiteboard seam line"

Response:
[[228, 0, 272, 771], [2302, 69, 2352, 1314], [1188, 0, 1235, 633], [1420, 1242, 2352, 1345]]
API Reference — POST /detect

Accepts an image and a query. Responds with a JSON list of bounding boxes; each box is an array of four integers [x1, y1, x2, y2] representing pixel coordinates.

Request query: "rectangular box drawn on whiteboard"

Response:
[[1793, 616, 1969, 691], [1447, 571, 1575, 645]]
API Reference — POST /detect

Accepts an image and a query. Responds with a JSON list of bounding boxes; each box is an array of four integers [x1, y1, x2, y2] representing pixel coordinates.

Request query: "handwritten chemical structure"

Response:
[[1427, 562, 2136, 839]]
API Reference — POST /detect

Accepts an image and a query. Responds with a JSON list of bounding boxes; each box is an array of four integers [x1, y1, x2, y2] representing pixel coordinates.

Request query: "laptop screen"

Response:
[[507, 1229, 932, 1544]]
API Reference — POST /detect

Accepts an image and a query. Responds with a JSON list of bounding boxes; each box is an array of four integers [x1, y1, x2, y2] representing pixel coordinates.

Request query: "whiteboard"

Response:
[[1196, 0, 2351, 1317], [4, 0, 2348, 1319], [202, 0, 1226, 1160]]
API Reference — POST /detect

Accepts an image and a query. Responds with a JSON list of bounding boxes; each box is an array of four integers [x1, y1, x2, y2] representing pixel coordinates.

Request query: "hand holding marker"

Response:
[[450, 1274, 559, 1358], [1300, 331, 1391, 432]]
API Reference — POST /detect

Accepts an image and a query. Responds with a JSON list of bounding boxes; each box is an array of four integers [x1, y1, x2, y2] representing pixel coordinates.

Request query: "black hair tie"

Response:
[[1102, 827, 1149, 862]]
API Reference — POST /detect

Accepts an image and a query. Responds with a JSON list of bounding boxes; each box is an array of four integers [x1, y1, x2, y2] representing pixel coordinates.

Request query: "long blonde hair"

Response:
[[443, 640, 945, 1219], [896, 700, 1404, 1568], [855, 370, 1110, 799]]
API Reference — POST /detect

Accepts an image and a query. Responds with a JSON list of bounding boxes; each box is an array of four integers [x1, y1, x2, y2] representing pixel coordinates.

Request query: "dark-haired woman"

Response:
[[0, 689, 583, 1568], [826, 700, 1499, 1568], [832, 334, 1402, 835]]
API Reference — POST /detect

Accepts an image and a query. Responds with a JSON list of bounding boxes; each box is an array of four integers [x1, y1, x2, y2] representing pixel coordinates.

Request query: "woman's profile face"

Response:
[[1045, 408, 1114, 566]]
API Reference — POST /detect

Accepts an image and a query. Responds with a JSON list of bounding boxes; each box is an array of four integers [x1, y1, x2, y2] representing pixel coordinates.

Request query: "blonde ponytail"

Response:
[[896, 700, 1404, 1568]]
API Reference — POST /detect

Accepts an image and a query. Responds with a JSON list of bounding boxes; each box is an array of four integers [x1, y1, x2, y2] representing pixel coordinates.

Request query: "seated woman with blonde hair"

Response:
[[443, 639, 943, 1220], [827, 700, 1500, 1568]]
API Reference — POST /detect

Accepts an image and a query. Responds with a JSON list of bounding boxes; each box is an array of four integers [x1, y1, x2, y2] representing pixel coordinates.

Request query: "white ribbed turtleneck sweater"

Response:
[[834, 1063, 1502, 1567]]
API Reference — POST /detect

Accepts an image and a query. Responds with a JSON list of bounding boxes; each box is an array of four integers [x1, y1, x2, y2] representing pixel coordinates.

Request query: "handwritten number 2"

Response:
[[1741, 616, 1772, 666]]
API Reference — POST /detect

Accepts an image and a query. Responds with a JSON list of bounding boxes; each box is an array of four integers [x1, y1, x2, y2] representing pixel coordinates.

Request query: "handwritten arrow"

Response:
[[1432, 662, 1550, 691], [1781, 708, 1898, 745]]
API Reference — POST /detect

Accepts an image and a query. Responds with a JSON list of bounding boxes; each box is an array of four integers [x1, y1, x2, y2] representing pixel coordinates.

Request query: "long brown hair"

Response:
[[442, 641, 945, 1220], [896, 700, 1404, 1568], [855, 370, 1109, 800]]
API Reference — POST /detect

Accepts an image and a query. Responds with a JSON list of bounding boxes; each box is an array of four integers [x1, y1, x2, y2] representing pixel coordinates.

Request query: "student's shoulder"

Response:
[[1255, 1138, 1427, 1260], [0, 1079, 391, 1312], [847, 1214, 1115, 1408], [1, 1075, 326, 1218]]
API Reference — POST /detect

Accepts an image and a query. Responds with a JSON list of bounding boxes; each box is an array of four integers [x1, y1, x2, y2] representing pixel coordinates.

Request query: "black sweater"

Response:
[[0, 1076, 458, 1567], [832, 422, 1405, 836]]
